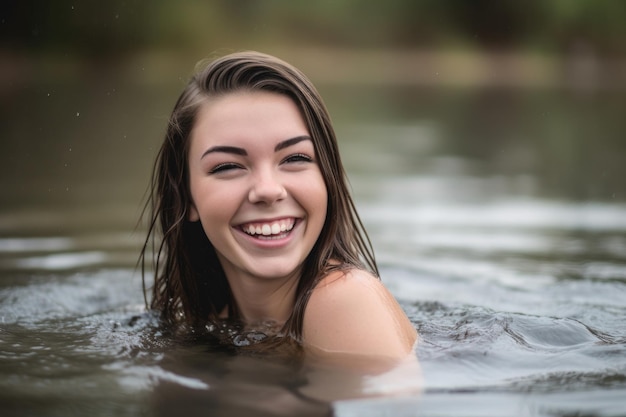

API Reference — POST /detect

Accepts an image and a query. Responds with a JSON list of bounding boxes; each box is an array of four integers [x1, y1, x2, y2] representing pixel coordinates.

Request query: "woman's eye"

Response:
[[283, 153, 313, 164], [208, 163, 241, 174]]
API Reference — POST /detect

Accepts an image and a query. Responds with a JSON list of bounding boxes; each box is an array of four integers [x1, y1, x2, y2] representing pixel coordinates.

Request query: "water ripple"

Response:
[[12, 251, 109, 270]]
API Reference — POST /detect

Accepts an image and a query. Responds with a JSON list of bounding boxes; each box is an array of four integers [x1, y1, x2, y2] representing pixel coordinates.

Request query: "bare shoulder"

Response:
[[302, 269, 417, 361]]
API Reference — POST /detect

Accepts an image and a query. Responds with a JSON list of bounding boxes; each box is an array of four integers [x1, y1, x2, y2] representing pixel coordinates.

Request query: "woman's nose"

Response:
[[248, 170, 287, 205]]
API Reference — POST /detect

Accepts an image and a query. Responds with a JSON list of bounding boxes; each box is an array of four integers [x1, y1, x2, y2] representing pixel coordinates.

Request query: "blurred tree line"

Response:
[[2, 0, 626, 57]]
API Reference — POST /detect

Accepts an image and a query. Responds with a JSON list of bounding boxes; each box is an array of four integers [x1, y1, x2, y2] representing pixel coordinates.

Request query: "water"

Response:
[[1, 81, 626, 416]]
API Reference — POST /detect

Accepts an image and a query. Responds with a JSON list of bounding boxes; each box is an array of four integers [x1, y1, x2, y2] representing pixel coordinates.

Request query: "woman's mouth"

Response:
[[239, 218, 296, 240]]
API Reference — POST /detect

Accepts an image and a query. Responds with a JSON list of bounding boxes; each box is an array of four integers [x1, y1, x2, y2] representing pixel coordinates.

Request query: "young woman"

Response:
[[140, 51, 417, 367]]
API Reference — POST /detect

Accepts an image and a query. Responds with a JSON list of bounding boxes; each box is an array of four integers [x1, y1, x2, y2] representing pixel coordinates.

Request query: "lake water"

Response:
[[1, 77, 625, 416]]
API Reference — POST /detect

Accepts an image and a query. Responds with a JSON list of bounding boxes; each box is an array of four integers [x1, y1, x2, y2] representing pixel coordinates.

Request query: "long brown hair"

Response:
[[140, 51, 378, 343]]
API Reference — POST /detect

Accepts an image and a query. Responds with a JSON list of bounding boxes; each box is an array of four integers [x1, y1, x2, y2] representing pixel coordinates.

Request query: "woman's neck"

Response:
[[224, 269, 300, 326]]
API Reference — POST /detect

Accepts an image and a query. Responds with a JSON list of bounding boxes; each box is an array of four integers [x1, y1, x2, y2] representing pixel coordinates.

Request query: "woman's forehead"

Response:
[[189, 91, 311, 153]]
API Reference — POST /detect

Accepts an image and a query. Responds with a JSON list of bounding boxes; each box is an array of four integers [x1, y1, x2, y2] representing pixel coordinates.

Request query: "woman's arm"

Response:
[[301, 270, 421, 400], [302, 269, 418, 367]]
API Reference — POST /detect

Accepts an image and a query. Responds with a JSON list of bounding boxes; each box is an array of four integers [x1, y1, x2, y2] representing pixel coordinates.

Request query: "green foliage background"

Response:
[[3, 0, 626, 57]]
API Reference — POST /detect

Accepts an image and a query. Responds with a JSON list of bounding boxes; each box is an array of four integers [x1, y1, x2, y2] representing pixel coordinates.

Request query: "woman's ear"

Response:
[[188, 203, 200, 222]]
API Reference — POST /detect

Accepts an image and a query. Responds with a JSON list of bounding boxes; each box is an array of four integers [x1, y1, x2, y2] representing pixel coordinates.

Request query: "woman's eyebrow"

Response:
[[200, 135, 312, 160], [201, 146, 247, 159], [274, 135, 312, 151]]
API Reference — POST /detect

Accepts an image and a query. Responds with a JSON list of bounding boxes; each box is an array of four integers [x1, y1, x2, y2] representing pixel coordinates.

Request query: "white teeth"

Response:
[[242, 219, 295, 237]]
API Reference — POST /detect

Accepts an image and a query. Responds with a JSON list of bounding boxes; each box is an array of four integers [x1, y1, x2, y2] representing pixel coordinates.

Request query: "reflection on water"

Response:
[[1, 84, 626, 416]]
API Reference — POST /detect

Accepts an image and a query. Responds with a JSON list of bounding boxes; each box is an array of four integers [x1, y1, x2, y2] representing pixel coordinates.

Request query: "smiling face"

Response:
[[187, 91, 328, 285]]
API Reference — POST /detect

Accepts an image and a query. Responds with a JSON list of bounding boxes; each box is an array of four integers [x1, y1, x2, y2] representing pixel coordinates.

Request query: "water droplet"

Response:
[[76, 112, 80, 117], [232, 334, 251, 347], [248, 332, 266, 342]]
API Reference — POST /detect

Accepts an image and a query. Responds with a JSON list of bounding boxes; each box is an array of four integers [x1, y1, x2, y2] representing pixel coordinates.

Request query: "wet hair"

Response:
[[140, 51, 378, 344]]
